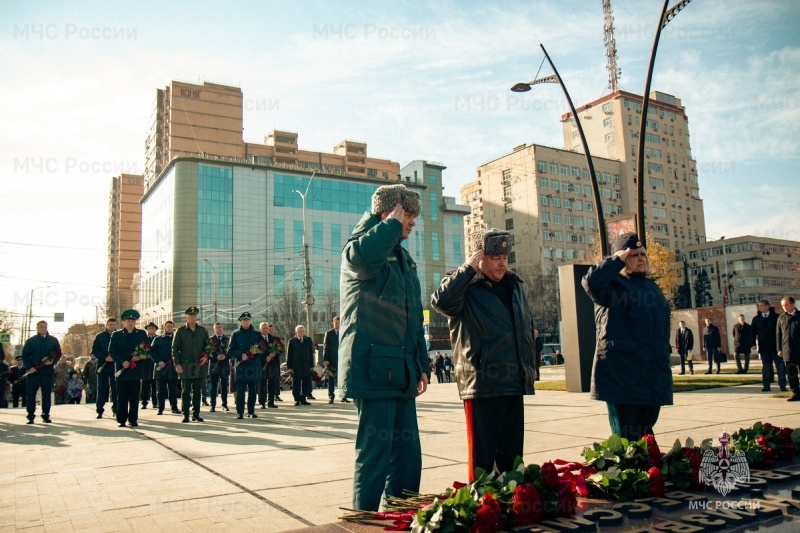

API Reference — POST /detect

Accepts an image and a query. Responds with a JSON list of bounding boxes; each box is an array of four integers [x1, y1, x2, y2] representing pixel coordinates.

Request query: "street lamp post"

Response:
[[292, 171, 316, 341], [203, 259, 218, 323], [719, 236, 730, 307], [635, 0, 695, 247], [512, 38, 608, 256]]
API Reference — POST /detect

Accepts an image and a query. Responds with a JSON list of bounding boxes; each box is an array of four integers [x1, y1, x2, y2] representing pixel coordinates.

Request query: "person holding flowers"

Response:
[[431, 228, 537, 480], [21, 320, 62, 424], [208, 322, 231, 412], [109, 309, 148, 427], [582, 233, 673, 442], [152, 320, 179, 415], [92, 317, 118, 419], [173, 306, 209, 423], [140, 322, 158, 409], [228, 312, 263, 419], [265, 323, 283, 408]]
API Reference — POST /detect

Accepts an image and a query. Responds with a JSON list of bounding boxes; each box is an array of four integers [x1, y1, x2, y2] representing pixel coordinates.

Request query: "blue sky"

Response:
[[1, 0, 798, 336]]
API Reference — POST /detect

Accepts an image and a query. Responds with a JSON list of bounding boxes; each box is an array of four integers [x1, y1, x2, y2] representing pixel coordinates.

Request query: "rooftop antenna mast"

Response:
[[603, 0, 621, 91]]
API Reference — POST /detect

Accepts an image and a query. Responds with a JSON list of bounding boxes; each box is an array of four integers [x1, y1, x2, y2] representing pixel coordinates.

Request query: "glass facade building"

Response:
[[139, 157, 468, 337]]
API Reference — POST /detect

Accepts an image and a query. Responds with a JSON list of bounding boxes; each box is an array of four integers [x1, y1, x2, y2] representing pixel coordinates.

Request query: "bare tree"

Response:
[[270, 288, 305, 341], [514, 267, 560, 343]]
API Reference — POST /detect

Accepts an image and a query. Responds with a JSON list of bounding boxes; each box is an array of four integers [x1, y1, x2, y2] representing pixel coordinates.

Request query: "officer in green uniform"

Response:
[[339, 184, 430, 511], [173, 306, 209, 423]]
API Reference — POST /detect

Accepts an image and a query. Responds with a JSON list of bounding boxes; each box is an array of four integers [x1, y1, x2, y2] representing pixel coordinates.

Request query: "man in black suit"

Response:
[[702, 318, 722, 375], [732, 314, 753, 374], [265, 324, 282, 408], [674, 320, 694, 375], [323, 316, 347, 404]]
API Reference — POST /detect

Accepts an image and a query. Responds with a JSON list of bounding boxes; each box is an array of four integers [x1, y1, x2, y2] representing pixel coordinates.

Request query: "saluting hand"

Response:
[[613, 247, 633, 261], [467, 250, 483, 270], [385, 203, 406, 222]]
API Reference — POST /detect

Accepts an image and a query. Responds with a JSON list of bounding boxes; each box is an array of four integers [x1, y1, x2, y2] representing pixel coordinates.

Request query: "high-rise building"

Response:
[[138, 157, 467, 339], [107, 173, 143, 318], [462, 90, 706, 274]]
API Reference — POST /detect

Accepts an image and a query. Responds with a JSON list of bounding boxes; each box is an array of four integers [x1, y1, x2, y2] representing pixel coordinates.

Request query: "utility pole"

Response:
[[293, 171, 316, 342]]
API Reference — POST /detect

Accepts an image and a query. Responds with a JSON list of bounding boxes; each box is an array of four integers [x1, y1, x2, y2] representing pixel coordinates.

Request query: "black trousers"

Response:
[[607, 403, 661, 441], [267, 367, 281, 404], [236, 380, 257, 415], [140, 378, 157, 405], [735, 351, 750, 373], [787, 362, 799, 393], [210, 372, 229, 407], [26, 372, 54, 420], [464, 395, 524, 480], [117, 380, 141, 425], [293, 375, 310, 402], [12, 383, 26, 407], [258, 372, 268, 406], [181, 378, 203, 417], [96, 370, 117, 415], [706, 347, 721, 372], [157, 378, 178, 411], [678, 349, 693, 373]]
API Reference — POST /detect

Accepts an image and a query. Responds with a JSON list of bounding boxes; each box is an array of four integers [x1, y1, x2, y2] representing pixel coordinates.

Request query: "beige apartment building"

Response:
[[463, 90, 707, 275], [144, 80, 400, 190], [685, 236, 800, 307], [107, 173, 143, 318]]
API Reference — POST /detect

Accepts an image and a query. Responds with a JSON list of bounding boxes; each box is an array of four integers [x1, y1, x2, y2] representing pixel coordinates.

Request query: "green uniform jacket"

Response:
[[172, 324, 210, 380], [339, 212, 429, 399]]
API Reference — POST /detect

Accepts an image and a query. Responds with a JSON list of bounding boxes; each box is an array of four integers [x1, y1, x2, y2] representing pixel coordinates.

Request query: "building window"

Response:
[[504, 202, 513, 213], [505, 218, 514, 230], [541, 211, 550, 223], [560, 165, 569, 176], [453, 235, 462, 262], [586, 201, 593, 212], [539, 177, 548, 189], [572, 166, 580, 178], [429, 175, 437, 184], [551, 179, 559, 190], [367, 168, 377, 176], [603, 118, 612, 128], [313, 222, 323, 255], [555, 248, 564, 259], [603, 188, 612, 199], [509, 251, 516, 263], [551, 196, 561, 208], [543, 247, 553, 258], [274, 219, 285, 252], [331, 224, 341, 252], [540, 194, 549, 206], [502, 169, 511, 181], [550, 162, 558, 173], [553, 213, 562, 224], [274, 265, 285, 290], [583, 185, 591, 196], [605, 133, 614, 143], [555, 231, 564, 242], [573, 200, 583, 211], [431, 232, 440, 261], [537, 160, 547, 173]]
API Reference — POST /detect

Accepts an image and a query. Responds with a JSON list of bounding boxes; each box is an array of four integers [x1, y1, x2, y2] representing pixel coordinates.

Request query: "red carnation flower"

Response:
[[512, 483, 543, 526], [763, 422, 773, 429], [470, 493, 503, 533], [682, 447, 704, 489], [647, 466, 665, 497], [756, 435, 769, 448], [556, 483, 577, 516], [452, 481, 467, 490], [763, 447, 775, 469], [779, 427, 793, 441], [541, 461, 560, 489]]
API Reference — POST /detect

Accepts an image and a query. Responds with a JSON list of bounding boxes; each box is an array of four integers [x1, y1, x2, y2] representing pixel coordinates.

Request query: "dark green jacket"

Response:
[[22, 334, 62, 377], [172, 323, 209, 380], [339, 212, 429, 399]]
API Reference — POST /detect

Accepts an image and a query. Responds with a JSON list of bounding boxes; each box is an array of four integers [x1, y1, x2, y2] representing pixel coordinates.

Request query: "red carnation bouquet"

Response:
[[234, 340, 267, 369], [115, 340, 151, 378], [20, 351, 58, 381]]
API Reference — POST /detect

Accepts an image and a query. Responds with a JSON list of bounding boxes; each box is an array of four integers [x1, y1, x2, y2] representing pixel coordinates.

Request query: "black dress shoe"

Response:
[[172, 409, 181, 414], [329, 398, 334, 404], [210, 406, 215, 412], [690, 369, 694, 375], [678, 372, 685, 375], [340, 398, 350, 403], [42, 415, 52, 423], [129, 422, 139, 427], [788, 394, 800, 402], [118, 423, 127, 427], [202, 400, 209, 406], [762, 387, 771, 392], [780, 387, 788, 392], [704, 371, 712, 375], [222, 405, 230, 411], [236, 414, 244, 419], [182, 417, 190, 423], [300, 401, 311, 406], [248, 413, 258, 418], [157, 410, 164, 415], [294, 401, 301, 406], [141, 404, 148, 409], [26, 419, 34, 424], [192, 416, 204, 422], [268, 403, 278, 408], [306, 395, 316, 400], [275, 396, 283, 402], [96, 413, 103, 419]]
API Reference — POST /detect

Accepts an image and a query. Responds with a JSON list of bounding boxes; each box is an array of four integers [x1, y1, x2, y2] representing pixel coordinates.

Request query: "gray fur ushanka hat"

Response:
[[371, 184, 421, 216], [471, 228, 513, 255]]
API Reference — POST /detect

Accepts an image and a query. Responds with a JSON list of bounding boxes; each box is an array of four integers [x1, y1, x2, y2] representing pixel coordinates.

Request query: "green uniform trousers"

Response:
[[352, 397, 422, 511]]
